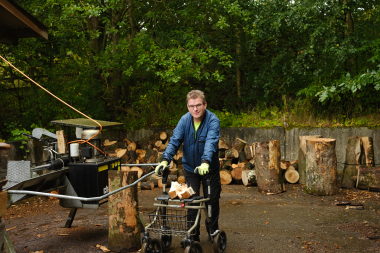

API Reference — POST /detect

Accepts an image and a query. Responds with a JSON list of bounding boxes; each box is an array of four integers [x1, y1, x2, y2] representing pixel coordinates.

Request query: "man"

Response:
[[155, 89, 221, 243]]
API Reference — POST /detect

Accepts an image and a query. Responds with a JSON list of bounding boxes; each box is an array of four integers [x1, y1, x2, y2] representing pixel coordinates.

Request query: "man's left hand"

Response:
[[196, 163, 209, 175]]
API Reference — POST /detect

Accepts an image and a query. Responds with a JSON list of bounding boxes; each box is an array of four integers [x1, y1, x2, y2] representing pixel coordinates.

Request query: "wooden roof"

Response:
[[0, 0, 48, 45]]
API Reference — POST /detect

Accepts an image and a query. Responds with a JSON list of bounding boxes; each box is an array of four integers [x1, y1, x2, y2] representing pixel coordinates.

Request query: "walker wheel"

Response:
[[159, 233, 172, 251], [213, 231, 227, 253], [184, 242, 203, 253], [141, 238, 162, 253]]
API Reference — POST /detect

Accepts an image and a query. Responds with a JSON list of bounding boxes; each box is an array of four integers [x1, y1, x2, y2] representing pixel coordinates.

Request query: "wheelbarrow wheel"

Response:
[[141, 238, 162, 253], [184, 242, 203, 253], [159, 233, 172, 251], [213, 231, 227, 253]]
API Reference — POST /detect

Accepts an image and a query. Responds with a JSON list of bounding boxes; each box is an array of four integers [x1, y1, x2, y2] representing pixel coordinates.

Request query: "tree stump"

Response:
[[254, 140, 284, 193], [108, 170, 142, 252], [342, 136, 362, 188], [305, 138, 337, 195], [242, 170, 256, 187], [298, 135, 322, 184]]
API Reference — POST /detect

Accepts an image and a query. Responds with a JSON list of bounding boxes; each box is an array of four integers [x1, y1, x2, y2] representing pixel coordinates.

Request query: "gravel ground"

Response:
[[3, 184, 380, 253]]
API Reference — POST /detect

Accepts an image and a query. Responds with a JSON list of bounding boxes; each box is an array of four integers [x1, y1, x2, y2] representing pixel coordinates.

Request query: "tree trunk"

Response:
[[220, 170, 233, 185], [305, 138, 337, 195], [356, 166, 380, 191], [242, 170, 256, 187], [232, 138, 246, 152], [342, 136, 362, 188], [254, 140, 284, 193], [298, 135, 322, 184], [108, 170, 141, 252], [225, 148, 238, 159]]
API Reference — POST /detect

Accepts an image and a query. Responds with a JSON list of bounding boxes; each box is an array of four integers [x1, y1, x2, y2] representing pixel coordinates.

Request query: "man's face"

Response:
[[187, 97, 207, 122]]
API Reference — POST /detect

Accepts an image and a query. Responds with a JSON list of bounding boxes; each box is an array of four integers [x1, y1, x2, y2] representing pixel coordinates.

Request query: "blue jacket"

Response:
[[163, 109, 220, 173]]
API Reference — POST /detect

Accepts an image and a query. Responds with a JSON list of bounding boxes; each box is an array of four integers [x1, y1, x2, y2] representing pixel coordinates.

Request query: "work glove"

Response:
[[196, 163, 209, 175], [155, 161, 168, 175]]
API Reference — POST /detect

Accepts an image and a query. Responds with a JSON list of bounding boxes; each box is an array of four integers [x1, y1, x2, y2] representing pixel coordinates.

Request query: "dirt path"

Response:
[[3, 184, 380, 252]]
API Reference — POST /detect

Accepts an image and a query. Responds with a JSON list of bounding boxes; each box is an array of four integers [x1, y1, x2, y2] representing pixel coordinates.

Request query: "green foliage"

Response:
[[1, 0, 380, 138]]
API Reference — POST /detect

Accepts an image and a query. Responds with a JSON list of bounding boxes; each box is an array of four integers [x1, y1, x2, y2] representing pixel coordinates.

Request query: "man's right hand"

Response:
[[155, 161, 168, 175]]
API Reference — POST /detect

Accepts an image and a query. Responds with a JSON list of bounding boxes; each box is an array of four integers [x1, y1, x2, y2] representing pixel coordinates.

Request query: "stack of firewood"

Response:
[[218, 137, 256, 186], [103, 131, 185, 189], [218, 137, 299, 186]]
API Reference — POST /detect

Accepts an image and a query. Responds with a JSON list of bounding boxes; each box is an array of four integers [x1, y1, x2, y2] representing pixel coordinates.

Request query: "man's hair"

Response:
[[186, 90, 206, 103]]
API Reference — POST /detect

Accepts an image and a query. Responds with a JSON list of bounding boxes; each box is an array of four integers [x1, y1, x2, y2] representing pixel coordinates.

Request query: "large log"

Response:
[[355, 166, 380, 191], [298, 135, 322, 184], [218, 137, 229, 150], [284, 167, 299, 184], [238, 151, 247, 163], [220, 170, 233, 185], [305, 138, 337, 195], [232, 138, 247, 152], [108, 171, 142, 252], [231, 167, 244, 184], [254, 140, 284, 193], [342, 136, 362, 188], [160, 132, 168, 141], [225, 148, 239, 159], [244, 145, 254, 160], [242, 170, 256, 187]]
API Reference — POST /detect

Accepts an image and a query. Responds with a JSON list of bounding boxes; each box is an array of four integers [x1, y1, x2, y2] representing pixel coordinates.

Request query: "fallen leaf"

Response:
[[264, 222, 269, 225], [296, 236, 301, 238], [59, 234, 69, 236], [96, 244, 110, 252], [232, 202, 237, 205], [306, 242, 312, 245], [37, 234, 45, 238], [94, 224, 102, 226], [6, 226, 16, 231]]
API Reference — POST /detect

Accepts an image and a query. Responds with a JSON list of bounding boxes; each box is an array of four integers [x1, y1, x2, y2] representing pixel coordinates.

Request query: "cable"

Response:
[[0, 54, 104, 154]]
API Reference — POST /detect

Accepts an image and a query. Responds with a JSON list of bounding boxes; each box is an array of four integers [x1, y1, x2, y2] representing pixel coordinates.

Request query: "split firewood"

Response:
[[130, 166, 144, 178], [218, 137, 229, 150], [116, 149, 127, 158], [123, 138, 131, 145], [159, 143, 166, 152], [173, 150, 183, 161], [56, 130, 67, 154], [231, 164, 238, 169], [244, 145, 254, 160], [137, 150, 147, 163], [104, 139, 117, 146], [160, 132, 167, 141], [145, 149, 158, 164], [280, 159, 291, 170], [225, 148, 239, 159], [127, 142, 137, 151], [242, 170, 256, 187], [232, 138, 247, 152], [140, 182, 154, 190], [154, 140, 162, 149], [121, 166, 131, 171], [220, 170, 232, 185], [288, 161, 298, 171], [168, 182, 195, 199]]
